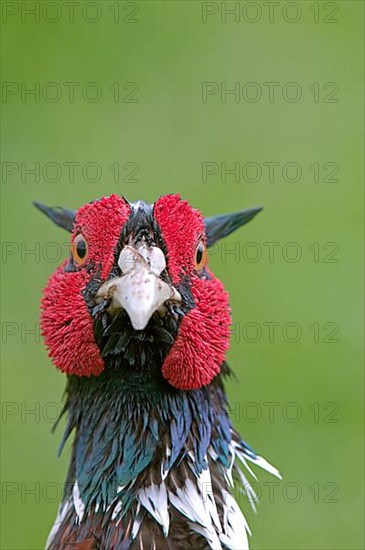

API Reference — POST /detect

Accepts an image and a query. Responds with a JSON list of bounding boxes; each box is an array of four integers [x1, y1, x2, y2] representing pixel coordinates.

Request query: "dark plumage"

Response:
[[36, 194, 280, 549]]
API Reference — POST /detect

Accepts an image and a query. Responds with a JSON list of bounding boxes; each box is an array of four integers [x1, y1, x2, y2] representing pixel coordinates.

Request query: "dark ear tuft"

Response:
[[204, 207, 262, 247], [33, 201, 76, 232]]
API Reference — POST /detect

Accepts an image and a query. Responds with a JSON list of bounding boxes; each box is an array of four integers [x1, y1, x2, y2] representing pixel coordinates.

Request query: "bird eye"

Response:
[[71, 234, 88, 266], [195, 241, 207, 271]]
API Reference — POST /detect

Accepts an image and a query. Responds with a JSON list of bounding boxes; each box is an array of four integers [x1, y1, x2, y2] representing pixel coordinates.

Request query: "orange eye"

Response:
[[195, 240, 207, 271], [71, 234, 88, 266]]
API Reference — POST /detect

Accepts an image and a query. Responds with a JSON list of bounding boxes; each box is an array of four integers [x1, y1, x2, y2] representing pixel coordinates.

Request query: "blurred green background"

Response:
[[1, 1, 364, 549]]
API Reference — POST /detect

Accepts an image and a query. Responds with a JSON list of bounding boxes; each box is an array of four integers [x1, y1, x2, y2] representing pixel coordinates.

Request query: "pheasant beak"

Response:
[[95, 244, 181, 331]]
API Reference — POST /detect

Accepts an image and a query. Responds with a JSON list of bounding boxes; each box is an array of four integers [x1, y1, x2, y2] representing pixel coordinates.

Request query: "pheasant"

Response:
[[35, 194, 280, 549]]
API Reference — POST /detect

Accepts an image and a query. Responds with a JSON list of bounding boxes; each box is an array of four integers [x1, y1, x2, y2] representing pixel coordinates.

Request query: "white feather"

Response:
[[224, 443, 236, 487], [236, 467, 258, 512], [45, 499, 71, 549], [161, 446, 171, 481], [111, 500, 122, 521], [220, 489, 250, 550], [244, 453, 282, 479], [189, 522, 223, 550], [72, 481, 85, 523], [194, 465, 222, 532], [168, 475, 222, 550], [138, 483, 170, 536], [131, 502, 144, 539]]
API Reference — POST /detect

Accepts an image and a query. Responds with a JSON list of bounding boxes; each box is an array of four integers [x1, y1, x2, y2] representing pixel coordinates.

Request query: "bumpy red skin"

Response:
[[154, 195, 231, 390], [41, 195, 131, 377], [41, 194, 231, 390]]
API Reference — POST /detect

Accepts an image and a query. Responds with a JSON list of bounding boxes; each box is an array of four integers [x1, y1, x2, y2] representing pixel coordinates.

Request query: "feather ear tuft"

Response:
[[204, 207, 262, 247], [33, 201, 76, 232]]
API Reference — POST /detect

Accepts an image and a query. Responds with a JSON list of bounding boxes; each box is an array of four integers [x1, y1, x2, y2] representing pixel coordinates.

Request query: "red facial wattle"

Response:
[[41, 195, 131, 377], [161, 274, 231, 390], [154, 194, 231, 390], [41, 264, 105, 377]]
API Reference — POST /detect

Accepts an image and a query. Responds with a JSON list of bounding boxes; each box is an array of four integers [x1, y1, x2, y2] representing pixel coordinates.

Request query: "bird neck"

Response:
[[58, 366, 231, 516]]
